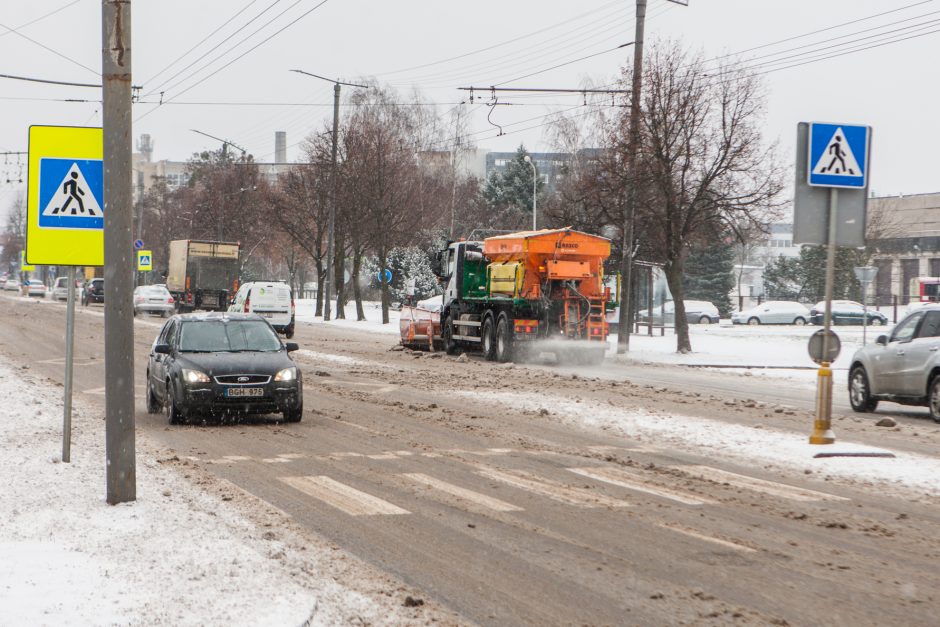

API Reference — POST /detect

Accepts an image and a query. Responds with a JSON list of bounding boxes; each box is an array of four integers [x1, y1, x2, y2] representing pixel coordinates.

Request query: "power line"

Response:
[[0, 72, 101, 89], [0, 0, 81, 39], [493, 42, 634, 87], [0, 19, 98, 76], [141, 0, 262, 87]]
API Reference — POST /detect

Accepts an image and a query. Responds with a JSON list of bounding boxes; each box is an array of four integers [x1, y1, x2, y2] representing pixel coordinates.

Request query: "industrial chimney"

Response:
[[275, 131, 287, 164]]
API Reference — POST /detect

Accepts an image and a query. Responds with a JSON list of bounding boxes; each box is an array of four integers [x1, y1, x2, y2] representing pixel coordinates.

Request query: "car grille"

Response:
[[214, 374, 271, 385]]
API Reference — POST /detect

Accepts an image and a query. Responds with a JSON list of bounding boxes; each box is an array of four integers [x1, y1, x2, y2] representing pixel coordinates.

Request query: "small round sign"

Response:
[[808, 329, 841, 365], [376, 268, 392, 284], [133, 239, 144, 251]]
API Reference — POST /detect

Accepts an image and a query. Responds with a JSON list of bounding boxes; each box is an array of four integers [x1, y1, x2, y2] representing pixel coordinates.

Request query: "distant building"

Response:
[[132, 134, 189, 202], [484, 151, 571, 192]]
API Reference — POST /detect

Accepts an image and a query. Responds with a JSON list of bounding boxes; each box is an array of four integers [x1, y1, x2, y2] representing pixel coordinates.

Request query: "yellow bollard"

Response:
[[810, 361, 836, 444]]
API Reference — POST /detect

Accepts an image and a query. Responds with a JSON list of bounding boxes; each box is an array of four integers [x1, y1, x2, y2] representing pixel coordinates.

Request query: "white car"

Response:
[[639, 300, 721, 325], [133, 285, 175, 317], [26, 279, 46, 298], [229, 281, 295, 338], [731, 300, 810, 325], [3, 278, 20, 292]]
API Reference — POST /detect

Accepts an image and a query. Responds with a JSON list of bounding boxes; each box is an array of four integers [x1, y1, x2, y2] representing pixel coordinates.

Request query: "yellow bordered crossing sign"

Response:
[[137, 250, 153, 272], [26, 125, 104, 266], [20, 251, 35, 272]]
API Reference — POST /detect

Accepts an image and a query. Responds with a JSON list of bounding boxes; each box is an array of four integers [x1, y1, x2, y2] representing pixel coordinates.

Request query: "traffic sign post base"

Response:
[[810, 361, 836, 445]]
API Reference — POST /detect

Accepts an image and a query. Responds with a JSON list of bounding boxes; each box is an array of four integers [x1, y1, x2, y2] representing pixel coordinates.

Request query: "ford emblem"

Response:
[[237, 376, 249, 382]]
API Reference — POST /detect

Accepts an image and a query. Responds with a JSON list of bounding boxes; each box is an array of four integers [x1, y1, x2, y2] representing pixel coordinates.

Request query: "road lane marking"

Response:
[[279, 476, 409, 516], [569, 467, 714, 506], [277, 453, 305, 459], [37, 357, 99, 366], [672, 465, 849, 502], [476, 467, 630, 508], [366, 453, 399, 460], [261, 458, 291, 463], [401, 473, 523, 512], [657, 522, 756, 553], [84, 385, 144, 395], [468, 448, 514, 456]]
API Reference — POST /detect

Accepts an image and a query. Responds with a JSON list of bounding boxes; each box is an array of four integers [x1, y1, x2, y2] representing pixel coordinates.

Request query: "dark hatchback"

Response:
[[146, 312, 303, 423], [82, 277, 104, 305], [809, 302, 888, 326]]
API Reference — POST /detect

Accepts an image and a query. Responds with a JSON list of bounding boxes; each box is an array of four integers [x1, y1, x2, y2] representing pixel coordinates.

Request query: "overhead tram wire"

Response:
[[493, 42, 634, 87], [0, 20, 98, 77], [141, 0, 262, 88], [142, 0, 285, 97], [0, 0, 82, 39], [135, 0, 331, 123]]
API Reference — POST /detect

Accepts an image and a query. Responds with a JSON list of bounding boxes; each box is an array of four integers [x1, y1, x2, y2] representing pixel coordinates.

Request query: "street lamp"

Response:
[[523, 155, 537, 230]]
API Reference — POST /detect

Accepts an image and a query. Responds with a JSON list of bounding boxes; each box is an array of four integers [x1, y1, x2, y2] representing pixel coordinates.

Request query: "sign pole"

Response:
[[102, 0, 136, 504], [62, 266, 76, 463], [811, 187, 838, 445]]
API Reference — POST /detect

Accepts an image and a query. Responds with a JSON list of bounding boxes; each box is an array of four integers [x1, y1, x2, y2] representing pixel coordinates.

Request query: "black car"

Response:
[[82, 277, 104, 305], [808, 300, 888, 326], [146, 312, 303, 423]]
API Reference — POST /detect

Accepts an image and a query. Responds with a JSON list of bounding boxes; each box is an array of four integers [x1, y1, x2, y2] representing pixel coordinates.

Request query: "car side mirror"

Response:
[[875, 335, 888, 346], [285, 342, 299, 352], [431, 251, 445, 279], [154, 343, 171, 355]]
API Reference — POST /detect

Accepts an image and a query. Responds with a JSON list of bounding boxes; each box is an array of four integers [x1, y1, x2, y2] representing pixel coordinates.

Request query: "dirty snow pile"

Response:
[[0, 357, 430, 626]]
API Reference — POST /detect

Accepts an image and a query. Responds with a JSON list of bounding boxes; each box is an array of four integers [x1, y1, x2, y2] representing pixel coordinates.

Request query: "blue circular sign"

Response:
[[133, 239, 144, 250], [376, 268, 392, 284]]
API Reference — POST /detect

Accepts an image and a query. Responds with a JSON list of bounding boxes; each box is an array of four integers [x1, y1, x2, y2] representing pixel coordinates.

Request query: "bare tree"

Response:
[[630, 44, 784, 352]]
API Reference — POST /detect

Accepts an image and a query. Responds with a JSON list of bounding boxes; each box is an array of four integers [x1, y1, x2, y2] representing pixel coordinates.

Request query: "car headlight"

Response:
[[182, 368, 210, 384], [274, 367, 297, 382]]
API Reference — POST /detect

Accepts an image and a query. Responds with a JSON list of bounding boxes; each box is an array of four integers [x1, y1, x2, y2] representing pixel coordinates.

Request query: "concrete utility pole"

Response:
[[290, 70, 369, 321], [617, 0, 646, 354], [102, 0, 135, 504]]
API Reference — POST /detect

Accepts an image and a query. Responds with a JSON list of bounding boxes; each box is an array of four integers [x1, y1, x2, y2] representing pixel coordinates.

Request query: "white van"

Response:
[[229, 281, 295, 337]]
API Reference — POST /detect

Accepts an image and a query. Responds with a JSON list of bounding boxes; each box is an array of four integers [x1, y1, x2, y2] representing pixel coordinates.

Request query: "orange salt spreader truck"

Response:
[[434, 227, 613, 364]]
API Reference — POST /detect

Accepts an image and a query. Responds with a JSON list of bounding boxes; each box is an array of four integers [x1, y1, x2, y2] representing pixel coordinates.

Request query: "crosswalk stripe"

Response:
[[569, 467, 714, 506], [476, 467, 630, 508], [401, 473, 523, 512], [658, 523, 757, 553], [672, 465, 849, 502], [280, 476, 409, 516]]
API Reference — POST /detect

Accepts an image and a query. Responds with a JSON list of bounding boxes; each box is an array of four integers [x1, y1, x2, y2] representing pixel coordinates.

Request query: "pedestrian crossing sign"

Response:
[[137, 250, 152, 272], [808, 122, 871, 189], [26, 125, 104, 266]]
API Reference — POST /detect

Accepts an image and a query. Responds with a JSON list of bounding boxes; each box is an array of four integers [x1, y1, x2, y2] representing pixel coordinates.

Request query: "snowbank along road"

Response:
[[4, 294, 940, 626]]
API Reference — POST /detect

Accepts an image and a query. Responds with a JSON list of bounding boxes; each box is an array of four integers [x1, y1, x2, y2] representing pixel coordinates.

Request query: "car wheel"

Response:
[[165, 380, 186, 425], [146, 372, 161, 414], [870, 317, 883, 326], [794, 317, 806, 326], [285, 325, 295, 339], [748, 317, 760, 325], [495, 314, 513, 363], [161, 310, 169, 318], [283, 402, 303, 423], [443, 317, 458, 355], [698, 315, 711, 325], [929, 376, 940, 424], [848, 366, 878, 413], [481, 315, 497, 361]]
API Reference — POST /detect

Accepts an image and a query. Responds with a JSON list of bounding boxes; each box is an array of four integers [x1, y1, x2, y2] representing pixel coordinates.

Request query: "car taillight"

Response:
[[290, 297, 295, 311], [167, 297, 174, 304], [244, 294, 250, 313]]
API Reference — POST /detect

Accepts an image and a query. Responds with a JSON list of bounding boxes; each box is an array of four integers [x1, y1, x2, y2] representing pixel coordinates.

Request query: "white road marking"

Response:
[[261, 458, 291, 463], [277, 453, 305, 460], [84, 385, 144, 395], [673, 465, 849, 502], [366, 453, 399, 460], [223, 455, 251, 462], [468, 448, 514, 456], [569, 467, 713, 506], [421, 452, 443, 458], [280, 476, 409, 516], [37, 357, 99, 366], [401, 473, 523, 512], [393, 450, 414, 456], [476, 467, 630, 508], [657, 523, 756, 553]]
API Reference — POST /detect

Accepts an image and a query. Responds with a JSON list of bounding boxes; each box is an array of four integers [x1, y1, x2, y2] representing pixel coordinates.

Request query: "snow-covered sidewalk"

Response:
[[0, 357, 451, 626]]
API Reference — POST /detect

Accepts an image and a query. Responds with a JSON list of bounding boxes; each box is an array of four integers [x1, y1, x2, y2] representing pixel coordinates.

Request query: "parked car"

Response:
[[52, 277, 83, 301], [731, 301, 810, 325], [228, 281, 295, 338], [848, 305, 940, 421], [809, 300, 887, 326], [146, 312, 303, 424], [133, 285, 175, 317], [3, 278, 20, 292], [82, 278, 104, 305], [26, 279, 46, 297], [639, 300, 721, 325]]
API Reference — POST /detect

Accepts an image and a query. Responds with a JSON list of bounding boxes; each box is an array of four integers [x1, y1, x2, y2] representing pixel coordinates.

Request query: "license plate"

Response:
[[225, 387, 263, 398], [264, 313, 274, 318]]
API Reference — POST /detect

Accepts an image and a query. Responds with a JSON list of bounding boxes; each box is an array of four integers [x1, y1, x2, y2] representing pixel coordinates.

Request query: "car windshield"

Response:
[[178, 320, 281, 353]]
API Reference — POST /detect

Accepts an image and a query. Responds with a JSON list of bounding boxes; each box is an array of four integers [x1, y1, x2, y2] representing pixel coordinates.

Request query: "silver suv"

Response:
[[848, 304, 940, 421]]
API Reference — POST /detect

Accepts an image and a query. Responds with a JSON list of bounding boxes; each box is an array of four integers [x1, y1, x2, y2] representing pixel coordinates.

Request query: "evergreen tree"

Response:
[[682, 242, 735, 317], [481, 145, 545, 230], [763, 246, 868, 303]]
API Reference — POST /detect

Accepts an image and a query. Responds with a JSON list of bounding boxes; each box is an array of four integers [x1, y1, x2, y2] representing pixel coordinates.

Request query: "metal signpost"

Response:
[[797, 121, 871, 445], [26, 125, 104, 463], [854, 266, 878, 345]]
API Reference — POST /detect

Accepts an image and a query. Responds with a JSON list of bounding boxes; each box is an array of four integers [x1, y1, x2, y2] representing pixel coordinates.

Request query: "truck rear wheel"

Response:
[[482, 315, 497, 361], [495, 315, 513, 363], [443, 317, 458, 355]]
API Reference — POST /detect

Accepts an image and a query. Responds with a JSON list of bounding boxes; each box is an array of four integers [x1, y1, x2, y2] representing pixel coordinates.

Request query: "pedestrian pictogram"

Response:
[[39, 159, 104, 229], [137, 250, 152, 271], [26, 125, 104, 266], [808, 122, 871, 189]]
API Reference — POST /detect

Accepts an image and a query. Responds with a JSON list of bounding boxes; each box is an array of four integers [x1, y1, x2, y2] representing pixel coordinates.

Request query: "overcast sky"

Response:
[[1, 0, 937, 220]]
